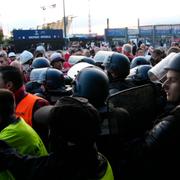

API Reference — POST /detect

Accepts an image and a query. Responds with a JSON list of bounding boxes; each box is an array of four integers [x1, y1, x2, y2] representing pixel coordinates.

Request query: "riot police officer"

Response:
[[103, 52, 135, 95], [72, 65, 127, 179], [130, 56, 150, 69], [118, 52, 180, 180], [49, 52, 65, 71], [128, 64, 152, 86], [72, 66, 109, 109], [37, 67, 72, 104], [19, 50, 34, 82], [31, 57, 51, 69], [25, 68, 47, 95]]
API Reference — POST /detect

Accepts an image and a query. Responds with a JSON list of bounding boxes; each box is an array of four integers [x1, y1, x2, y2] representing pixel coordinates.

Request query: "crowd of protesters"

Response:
[[0, 40, 179, 180]]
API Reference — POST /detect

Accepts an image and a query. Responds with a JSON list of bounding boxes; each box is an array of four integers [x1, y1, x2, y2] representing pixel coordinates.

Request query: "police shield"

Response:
[[68, 55, 86, 66], [148, 52, 177, 83], [30, 67, 48, 82], [67, 62, 94, 80], [107, 84, 157, 136], [94, 50, 114, 64]]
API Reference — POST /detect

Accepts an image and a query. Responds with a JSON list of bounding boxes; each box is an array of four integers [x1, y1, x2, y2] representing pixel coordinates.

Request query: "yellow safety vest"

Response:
[[99, 153, 114, 180]]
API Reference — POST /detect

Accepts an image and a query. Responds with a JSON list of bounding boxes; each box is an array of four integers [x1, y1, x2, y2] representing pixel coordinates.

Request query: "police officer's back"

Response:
[[72, 66, 129, 179]]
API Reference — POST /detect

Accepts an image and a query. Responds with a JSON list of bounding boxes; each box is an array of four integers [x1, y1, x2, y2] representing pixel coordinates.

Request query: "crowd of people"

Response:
[[0, 40, 179, 179]]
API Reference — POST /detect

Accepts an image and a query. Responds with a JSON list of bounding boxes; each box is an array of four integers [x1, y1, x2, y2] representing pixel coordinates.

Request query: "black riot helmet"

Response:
[[103, 52, 130, 79], [73, 66, 109, 108], [32, 57, 51, 69], [165, 52, 180, 72], [25, 81, 43, 94], [130, 65, 152, 83], [77, 57, 96, 65], [38, 68, 65, 90], [130, 56, 150, 69]]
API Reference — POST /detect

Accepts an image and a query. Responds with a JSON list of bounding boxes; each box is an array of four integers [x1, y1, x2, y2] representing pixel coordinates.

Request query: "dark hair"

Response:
[[167, 47, 180, 55], [0, 89, 15, 119], [153, 48, 166, 59], [0, 66, 23, 90]]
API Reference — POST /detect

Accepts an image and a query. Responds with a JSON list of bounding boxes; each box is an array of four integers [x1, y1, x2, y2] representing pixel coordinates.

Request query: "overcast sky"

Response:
[[1, 0, 180, 35]]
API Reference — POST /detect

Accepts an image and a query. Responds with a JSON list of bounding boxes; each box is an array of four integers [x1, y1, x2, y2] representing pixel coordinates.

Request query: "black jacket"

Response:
[[0, 144, 108, 180], [109, 78, 135, 95], [119, 105, 180, 180]]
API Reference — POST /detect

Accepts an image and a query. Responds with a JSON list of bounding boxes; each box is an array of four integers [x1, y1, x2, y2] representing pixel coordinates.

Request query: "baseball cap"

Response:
[[8, 52, 16, 58]]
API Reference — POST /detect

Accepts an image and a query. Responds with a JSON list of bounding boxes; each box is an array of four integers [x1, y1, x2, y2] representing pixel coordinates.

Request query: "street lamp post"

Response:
[[63, 0, 67, 38]]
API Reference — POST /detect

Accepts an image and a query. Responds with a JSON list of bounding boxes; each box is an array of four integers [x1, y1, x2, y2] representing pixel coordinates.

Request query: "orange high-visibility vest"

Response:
[[16, 93, 43, 126]]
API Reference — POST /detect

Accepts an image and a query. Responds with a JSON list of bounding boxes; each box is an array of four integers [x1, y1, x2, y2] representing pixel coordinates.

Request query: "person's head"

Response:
[[129, 64, 152, 84], [171, 41, 179, 47], [0, 55, 9, 66], [167, 46, 180, 55], [0, 66, 23, 92], [122, 43, 132, 54], [19, 50, 34, 72], [34, 96, 100, 152], [0, 50, 7, 58], [0, 54, 9, 66], [103, 52, 130, 79], [8, 52, 16, 62], [72, 66, 109, 108], [31, 57, 50, 69], [38, 68, 65, 92], [140, 43, 146, 50], [49, 52, 64, 70], [0, 89, 15, 122], [10, 60, 23, 73], [136, 48, 145, 56], [130, 56, 150, 69], [19, 50, 34, 65], [82, 49, 91, 57], [90, 49, 95, 57], [34, 45, 46, 58], [150, 48, 165, 66], [163, 53, 180, 104]]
